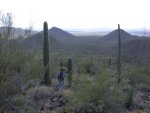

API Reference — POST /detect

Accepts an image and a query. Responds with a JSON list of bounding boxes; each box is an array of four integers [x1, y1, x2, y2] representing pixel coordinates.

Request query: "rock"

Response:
[[133, 88, 150, 113], [40, 104, 44, 110]]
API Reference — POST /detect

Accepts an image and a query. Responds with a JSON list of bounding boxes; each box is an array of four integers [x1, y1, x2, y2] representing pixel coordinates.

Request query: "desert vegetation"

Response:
[[0, 12, 150, 113]]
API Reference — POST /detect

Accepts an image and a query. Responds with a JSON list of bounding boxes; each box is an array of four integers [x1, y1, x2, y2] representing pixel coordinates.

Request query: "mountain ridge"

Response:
[[0, 27, 38, 37], [101, 29, 135, 42], [49, 27, 76, 39], [18, 31, 62, 52]]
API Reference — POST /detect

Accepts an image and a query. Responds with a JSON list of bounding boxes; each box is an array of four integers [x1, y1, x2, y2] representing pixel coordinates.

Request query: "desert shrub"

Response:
[[26, 86, 53, 106], [127, 66, 150, 87], [123, 66, 150, 110], [0, 43, 45, 108], [67, 70, 125, 113], [63, 89, 80, 113], [84, 61, 96, 75], [0, 45, 17, 103], [22, 54, 44, 81], [77, 57, 102, 75], [0, 79, 21, 105], [72, 74, 93, 89], [11, 95, 26, 108], [21, 106, 37, 113], [119, 75, 135, 109]]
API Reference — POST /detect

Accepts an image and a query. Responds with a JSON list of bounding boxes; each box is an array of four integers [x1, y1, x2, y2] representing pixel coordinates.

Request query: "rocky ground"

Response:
[[1, 83, 150, 113], [1, 84, 69, 113], [133, 89, 150, 113]]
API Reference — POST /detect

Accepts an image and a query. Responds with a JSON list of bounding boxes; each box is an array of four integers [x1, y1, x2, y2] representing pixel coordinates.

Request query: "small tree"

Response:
[[43, 21, 50, 85], [0, 12, 15, 76], [0, 12, 13, 40], [24, 20, 33, 38]]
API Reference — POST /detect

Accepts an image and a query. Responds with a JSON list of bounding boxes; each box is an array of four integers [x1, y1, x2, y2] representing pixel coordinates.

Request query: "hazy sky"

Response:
[[0, 0, 150, 31]]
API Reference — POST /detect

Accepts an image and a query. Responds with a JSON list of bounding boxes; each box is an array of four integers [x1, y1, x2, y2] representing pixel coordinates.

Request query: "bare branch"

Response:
[[0, 12, 14, 39], [24, 19, 33, 38]]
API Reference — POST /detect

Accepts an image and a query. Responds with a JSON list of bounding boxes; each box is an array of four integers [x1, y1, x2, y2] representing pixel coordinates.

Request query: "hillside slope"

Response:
[[18, 31, 62, 52], [49, 27, 76, 39]]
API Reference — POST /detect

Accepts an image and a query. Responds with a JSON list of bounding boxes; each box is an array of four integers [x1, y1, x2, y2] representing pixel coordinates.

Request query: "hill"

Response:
[[17, 27, 77, 53], [18, 31, 62, 52], [91, 29, 139, 55], [100, 29, 136, 42], [49, 27, 76, 39], [121, 38, 150, 65]]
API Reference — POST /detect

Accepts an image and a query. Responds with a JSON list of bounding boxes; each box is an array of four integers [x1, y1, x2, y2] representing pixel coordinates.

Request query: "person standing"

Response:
[[57, 67, 66, 90]]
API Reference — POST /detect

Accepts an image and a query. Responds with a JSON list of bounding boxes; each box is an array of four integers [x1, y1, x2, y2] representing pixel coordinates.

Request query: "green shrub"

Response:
[[70, 70, 125, 113], [68, 58, 73, 87], [77, 58, 101, 75], [127, 66, 150, 86], [12, 95, 25, 108]]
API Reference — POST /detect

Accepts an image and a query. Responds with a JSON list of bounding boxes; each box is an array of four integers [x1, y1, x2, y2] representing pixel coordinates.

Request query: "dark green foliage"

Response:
[[68, 58, 73, 87], [77, 57, 99, 75], [102, 58, 112, 68], [68, 58, 73, 74], [60, 61, 63, 68], [108, 58, 111, 67], [127, 66, 150, 86], [72, 72, 125, 113], [124, 88, 134, 109], [85, 62, 94, 75], [43, 21, 50, 85], [117, 24, 121, 84]]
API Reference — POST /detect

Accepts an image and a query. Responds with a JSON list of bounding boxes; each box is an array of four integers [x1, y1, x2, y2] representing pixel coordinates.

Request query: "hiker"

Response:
[[57, 67, 67, 90]]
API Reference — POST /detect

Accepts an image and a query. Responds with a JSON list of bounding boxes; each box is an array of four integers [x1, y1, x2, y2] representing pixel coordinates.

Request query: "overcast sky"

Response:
[[0, 0, 150, 31]]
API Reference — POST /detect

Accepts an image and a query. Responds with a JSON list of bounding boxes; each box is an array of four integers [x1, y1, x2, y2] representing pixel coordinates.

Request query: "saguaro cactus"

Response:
[[108, 58, 111, 68], [117, 24, 121, 84], [43, 21, 50, 85], [60, 61, 63, 69], [68, 58, 73, 87]]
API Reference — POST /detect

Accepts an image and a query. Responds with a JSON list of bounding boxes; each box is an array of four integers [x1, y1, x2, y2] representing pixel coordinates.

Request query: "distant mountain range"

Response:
[[93, 29, 138, 54], [2, 26, 150, 65], [18, 31, 62, 52], [0, 27, 38, 37], [96, 29, 150, 65], [68, 29, 150, 37], [17, 27, 76, 52]]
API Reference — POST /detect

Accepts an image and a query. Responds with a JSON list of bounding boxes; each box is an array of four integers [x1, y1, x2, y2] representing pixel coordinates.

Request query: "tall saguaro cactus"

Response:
[[43, 21, 50, 85], [117, 24, 121, 84], [60, 61, 63, 69], [68, 58, 73, 87]]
